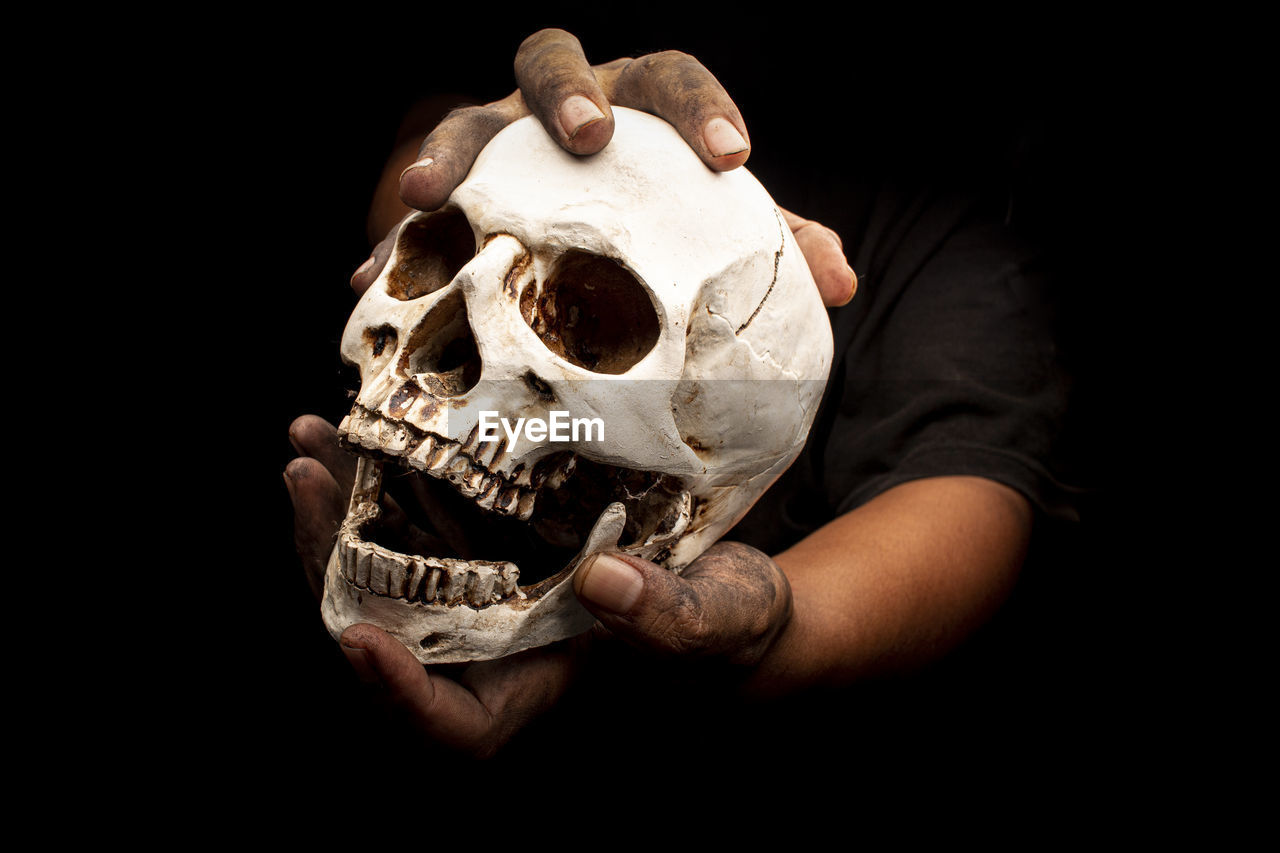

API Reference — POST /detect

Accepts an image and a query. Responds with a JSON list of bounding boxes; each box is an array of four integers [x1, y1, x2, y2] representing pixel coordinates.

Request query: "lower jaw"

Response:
[[319, 450, 693, 660], [320, 523, 604, 662]]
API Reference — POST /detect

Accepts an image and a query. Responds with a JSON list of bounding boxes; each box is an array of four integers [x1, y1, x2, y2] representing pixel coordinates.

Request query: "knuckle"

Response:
[[516, 30, 590, 96], [704, 541, 779, 579], [647, 50, 717, 91], [519, 27, 572, 53], [439, 104, 503, 132], [649, 589, 711, 655], [418, 105, 513, 161], [650, 49, 697, 67], [619, 50, 732, 127], [666, 615, 711, 655], [627, 50, 697, 83], [795, 220, 844, 251], [689, 542, 793, 663], [533, 66, 588, 98], [594, 57, 633, 74]]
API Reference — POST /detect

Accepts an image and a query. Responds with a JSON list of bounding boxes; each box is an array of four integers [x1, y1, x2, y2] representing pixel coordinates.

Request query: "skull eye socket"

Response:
[[524, 251, 660, 374], [386, 208, 475, 301]]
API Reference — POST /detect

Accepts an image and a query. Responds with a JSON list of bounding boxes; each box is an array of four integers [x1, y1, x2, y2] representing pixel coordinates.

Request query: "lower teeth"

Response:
[[340, 437, 693, 603]]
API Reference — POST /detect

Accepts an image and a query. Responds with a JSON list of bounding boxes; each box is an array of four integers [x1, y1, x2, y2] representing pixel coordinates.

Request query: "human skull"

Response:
[[322, 108, 832, 663]]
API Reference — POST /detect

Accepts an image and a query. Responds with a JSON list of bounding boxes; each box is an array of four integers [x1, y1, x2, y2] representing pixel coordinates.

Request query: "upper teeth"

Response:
[[339, 404, 576, 520]]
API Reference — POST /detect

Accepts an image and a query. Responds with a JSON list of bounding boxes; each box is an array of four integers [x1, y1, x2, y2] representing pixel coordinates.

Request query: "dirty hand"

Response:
[[284, 414, 585, 757], [285, 415, 791, 755], [351, 28, 855, 308], [398, 28, 750, 215], [572, 544, 792, 668], [329, 541, 792, 758]]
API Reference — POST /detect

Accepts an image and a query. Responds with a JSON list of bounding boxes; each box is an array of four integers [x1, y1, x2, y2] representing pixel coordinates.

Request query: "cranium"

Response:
[[322, 108, 832, 663]]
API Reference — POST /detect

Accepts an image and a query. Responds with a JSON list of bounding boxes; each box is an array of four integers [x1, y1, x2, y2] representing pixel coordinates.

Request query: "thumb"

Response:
[[572, 544, 791, 665]]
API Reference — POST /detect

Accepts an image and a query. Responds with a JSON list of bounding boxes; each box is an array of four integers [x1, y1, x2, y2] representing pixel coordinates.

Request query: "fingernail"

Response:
[[341, 643, 381, 685], [559, 95, 605, 140], [576, 553, 644, 614], [704, 117, 748, 157], [350, 254, 377, 289], [282, 470, 297, 499], [398, 157, 434, 185], [287, 426, 304, 456]]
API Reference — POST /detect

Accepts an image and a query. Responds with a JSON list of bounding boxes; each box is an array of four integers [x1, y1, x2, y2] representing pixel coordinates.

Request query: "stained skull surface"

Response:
[[322, 108, 833, 663]]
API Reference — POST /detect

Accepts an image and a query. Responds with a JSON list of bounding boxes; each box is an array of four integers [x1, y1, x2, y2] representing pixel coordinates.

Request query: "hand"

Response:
[[285, 415, 793, 755], [331, 545, 791, 758], [399, 29, 750, 215], [572, 544, 792, 670], [351, 28, 856, 308], [284, 414, 584, 757]]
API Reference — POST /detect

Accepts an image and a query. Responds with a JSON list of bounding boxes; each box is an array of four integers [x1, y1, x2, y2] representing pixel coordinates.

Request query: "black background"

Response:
[[170, 12, 1185, 788]]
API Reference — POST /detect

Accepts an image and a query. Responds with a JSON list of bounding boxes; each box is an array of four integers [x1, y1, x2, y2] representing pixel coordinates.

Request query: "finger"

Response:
[[779, 206, 858, 307], [369, 95, 479, 244], [573, 542, 792, 666], [288, 415, 358, 490], [607, 51, 750, 170], [350, 229, 395, 297], [339, 624, 576, 757], [284, 456, 346, 600], [287, 414, 412, 536], [514, 28, 613, 155], [399, 92, 528, 213], [340, 624, 493, 754], [455, 643, 582, 743]]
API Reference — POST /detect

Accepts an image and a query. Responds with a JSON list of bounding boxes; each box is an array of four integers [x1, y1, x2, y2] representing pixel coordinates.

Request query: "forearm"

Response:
[[749, 475, 1032, 695]]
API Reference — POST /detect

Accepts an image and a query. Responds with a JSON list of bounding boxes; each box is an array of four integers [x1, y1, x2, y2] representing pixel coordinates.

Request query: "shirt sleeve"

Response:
[[729, 181, 1079, 556]]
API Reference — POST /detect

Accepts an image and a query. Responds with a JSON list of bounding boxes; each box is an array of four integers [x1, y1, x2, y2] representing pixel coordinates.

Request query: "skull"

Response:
[[322, 108, 832, 663]]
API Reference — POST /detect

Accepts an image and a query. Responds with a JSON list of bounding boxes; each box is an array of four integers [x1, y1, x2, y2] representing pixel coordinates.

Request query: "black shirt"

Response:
[[732, 179, 1076, 557]]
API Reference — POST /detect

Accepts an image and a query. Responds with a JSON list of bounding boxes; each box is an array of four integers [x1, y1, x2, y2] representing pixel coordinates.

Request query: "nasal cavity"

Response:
[[398, 290, 482, 397]]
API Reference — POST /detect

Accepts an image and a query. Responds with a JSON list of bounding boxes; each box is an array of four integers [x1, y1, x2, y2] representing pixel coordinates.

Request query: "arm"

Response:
[[287, 29, 1030, 755], [289, 416, 1031, 749], [756, 476, 1031, 694], [567, 475, 1031, 694]]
